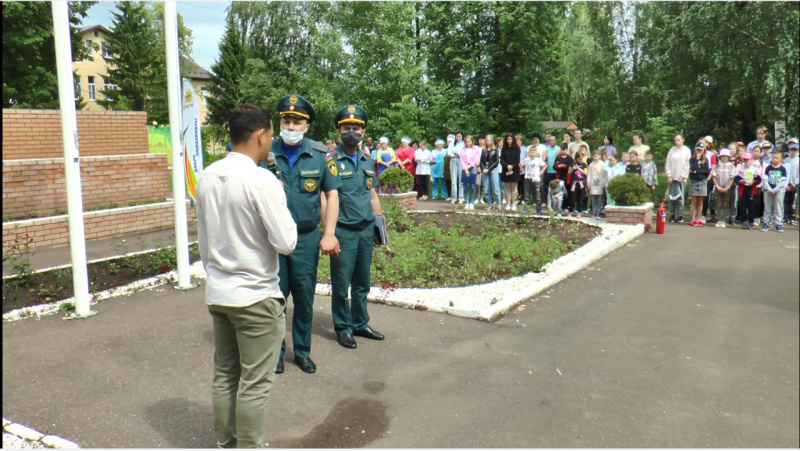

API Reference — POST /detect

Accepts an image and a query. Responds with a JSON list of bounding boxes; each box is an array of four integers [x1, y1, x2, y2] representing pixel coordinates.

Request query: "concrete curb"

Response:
[[314, 218, 644, 321], [3, 418, 79, 448], [3, 260, 207, 323]]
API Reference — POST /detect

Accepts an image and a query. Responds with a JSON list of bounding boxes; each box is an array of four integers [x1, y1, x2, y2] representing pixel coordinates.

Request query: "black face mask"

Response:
[[341, 131, 362, 149]]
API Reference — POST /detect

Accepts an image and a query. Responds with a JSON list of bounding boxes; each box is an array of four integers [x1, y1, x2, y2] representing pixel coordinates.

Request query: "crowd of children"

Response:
[[363, 130, 800, 230]]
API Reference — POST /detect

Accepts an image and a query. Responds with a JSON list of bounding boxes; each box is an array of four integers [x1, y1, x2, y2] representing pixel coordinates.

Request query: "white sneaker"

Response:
[[471, 204, 475, 210], [502, 199, 507, 204], [510, 204, 517, 212], [720, 222, 726, 228]]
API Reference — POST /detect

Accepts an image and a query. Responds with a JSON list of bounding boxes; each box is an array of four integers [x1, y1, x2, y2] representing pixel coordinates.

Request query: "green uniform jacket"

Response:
[[333, 145, 378, 228], [261, 137, 341, 232]]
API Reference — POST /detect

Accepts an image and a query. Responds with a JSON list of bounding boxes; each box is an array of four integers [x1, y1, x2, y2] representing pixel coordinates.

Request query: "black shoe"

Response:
[[336, 332, 357, 349], [676, 216, 684, 223], [275, 358, 284, 374], [294, 356, 316, 374], [353, 326, 385, 341], [668, 214, 675, 223]]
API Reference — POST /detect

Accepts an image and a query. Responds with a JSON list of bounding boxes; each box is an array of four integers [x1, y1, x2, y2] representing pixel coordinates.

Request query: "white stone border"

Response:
[[3, 417, 79, 448], [4, 215, 643, 324], [314, 217, 644, 321], [3, 257, 206, 323]]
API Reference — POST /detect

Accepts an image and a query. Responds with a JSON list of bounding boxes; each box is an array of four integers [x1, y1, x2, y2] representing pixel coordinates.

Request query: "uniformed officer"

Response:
[[326, 104, 385, 349], [260, 94, 341, 374]]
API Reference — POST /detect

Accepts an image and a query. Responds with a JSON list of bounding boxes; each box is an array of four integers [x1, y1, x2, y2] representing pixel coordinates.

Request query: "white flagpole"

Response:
[[165, 0, 193, 289], [51, 1, 94, 318]]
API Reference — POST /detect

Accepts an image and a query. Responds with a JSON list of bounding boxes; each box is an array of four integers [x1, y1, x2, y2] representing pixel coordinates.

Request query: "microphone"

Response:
[[266, 152, 278, 175]]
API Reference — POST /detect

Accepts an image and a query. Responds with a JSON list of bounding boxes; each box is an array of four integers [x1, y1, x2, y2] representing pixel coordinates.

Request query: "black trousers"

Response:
[[755, 189, 764, 219], [568, 184, 587, 212], [701, 179, 715, 217], [416, 174, 430, 198], [785, 189, 797, 221], [738, 189, 756, 224]]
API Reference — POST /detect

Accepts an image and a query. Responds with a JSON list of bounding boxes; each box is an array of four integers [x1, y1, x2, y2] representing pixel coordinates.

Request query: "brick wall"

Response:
[[2, 154, 170, 218], [2, 201, 196, 250], [2, 109, 148, 160], [604, 203, 654, 232], [379, 192, 418, 211]]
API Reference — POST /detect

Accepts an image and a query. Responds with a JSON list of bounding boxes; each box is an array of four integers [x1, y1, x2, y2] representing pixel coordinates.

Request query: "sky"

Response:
[[84, 1, 232, 71]]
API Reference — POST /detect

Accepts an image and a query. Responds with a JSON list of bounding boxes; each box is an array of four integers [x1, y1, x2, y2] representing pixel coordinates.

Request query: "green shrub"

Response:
[[203, 150, 226, 167], [607, 172, 650, 206], [378, 167, 414, 193]]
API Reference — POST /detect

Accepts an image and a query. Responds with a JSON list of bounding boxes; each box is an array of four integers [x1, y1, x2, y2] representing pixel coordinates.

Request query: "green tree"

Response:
[[150, 1, 196, 78], [231, 1, 348, 139], [206, 16, 247, 141], [2, 1, 96, 109], [422, 2, 566, 135], [97, 1, 159, 118], [637, 1, 800, 142]]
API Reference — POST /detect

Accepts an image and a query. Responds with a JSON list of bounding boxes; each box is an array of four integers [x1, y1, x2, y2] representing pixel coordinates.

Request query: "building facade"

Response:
[[74, 24, 211, 124]]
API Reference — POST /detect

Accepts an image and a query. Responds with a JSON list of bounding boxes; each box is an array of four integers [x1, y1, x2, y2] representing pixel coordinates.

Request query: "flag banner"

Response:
[[181, 78, 203, 202]]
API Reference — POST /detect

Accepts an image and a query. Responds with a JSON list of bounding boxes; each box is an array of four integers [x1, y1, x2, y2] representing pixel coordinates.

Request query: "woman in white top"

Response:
[[628, 132, 650, 161], [447, 131, 465, 203], [414, 140, 434, 200], [664, 134, 692, 222]]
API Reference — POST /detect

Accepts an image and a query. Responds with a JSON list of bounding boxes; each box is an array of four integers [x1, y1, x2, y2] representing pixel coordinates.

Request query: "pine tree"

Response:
[[206, 17, 247, 139], [98, 1, 162, 120]]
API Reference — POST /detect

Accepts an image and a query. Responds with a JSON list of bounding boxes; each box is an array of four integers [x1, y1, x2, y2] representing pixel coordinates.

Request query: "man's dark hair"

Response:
[[229, 103, 272, 145], [531, 132, 542, 141]]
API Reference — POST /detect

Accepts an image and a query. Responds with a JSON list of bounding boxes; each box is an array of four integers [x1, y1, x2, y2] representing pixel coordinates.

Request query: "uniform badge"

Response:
[[327, 159, 338, 176], [304, 178, 317, 192], [289, 95, 298, 104], [347, 105, 356, 113], [340, 163, 345, 170], [366, 177, 373, 189]]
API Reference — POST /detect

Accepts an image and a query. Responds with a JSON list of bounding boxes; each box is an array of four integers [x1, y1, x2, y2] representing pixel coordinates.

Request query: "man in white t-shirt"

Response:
[[569, 129, 590, 159]]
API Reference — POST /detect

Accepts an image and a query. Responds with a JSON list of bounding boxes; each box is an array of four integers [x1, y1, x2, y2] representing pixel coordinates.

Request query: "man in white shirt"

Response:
[[569, 129, 590, 159], [196, 103, 298, 449]]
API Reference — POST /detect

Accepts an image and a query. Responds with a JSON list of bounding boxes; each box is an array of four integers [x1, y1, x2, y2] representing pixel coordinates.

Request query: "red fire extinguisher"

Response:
[[656, 202, 666, 234]]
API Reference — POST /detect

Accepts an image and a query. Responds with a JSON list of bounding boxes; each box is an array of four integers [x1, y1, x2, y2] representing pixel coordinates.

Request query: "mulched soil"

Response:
[[4, 214, 600, 314], [3, 247, 201, 314], [408, 212, 600, 247]]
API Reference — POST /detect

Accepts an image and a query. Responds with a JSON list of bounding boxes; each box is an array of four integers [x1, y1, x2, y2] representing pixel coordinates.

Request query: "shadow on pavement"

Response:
[[270, 397, 390, 448], [143, 398, 216, 448]]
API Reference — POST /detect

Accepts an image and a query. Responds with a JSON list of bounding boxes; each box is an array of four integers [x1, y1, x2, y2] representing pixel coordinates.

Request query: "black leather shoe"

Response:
[[336, 332, 357, 349], [294, 356, 316, 374], [275, 358, 284, 374], [353, 326, 384, 341]]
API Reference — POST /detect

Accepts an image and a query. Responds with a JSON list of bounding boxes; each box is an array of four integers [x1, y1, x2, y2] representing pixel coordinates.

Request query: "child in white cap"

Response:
[[712, 148, 735, 228]]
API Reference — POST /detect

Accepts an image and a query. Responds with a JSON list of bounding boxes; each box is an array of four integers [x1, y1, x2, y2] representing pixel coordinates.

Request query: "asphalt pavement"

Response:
[[2, 213, 798, 447]]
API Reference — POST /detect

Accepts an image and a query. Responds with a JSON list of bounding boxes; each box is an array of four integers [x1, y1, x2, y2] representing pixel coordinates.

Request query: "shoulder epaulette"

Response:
[[310, 140, 328, 153]]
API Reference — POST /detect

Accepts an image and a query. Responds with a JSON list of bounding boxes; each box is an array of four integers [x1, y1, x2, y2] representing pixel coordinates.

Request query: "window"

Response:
[[94, 31, 99, 37], [75, 79, 81, 101], [201, 87, 208, 105], [88, 76, 96, 101], [103, 80, 118, 100], [102, 42, 112, 58], [86, 40, 93, 56]]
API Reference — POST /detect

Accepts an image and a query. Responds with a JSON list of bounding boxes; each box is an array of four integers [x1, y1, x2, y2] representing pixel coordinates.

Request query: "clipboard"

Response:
[[373, 213, 389, 247]]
